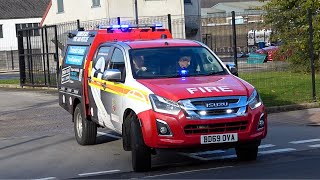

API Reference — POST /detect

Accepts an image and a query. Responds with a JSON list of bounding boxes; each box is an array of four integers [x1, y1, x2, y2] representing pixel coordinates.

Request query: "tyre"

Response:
[[122, 113, 132, 151], [130, 115, 151, 172], [236, 145, 258, 161], [74, 103, 97, 145]]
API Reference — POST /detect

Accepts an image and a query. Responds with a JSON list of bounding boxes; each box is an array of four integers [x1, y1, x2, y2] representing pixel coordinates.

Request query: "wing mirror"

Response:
[[226, 64, 238, 76], [102, 69, 122, 81]]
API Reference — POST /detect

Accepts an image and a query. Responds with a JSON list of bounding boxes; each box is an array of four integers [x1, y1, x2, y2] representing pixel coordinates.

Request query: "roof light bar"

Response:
[[97, 24, 163, 30]]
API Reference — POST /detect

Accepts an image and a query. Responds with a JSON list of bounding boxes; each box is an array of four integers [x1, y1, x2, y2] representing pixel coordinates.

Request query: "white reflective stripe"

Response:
[[78, 170, 120, 176], [309, 144, 320, 148], [289, 139, 320, 144], [259, 148, 296, 155], [33, 177, 56, 180], [259, 144, 276, 149], [143, 166, 233, 178], [204, 154, 237, 160], [97, 131, 121, 139], [189, 150, 225, 156]]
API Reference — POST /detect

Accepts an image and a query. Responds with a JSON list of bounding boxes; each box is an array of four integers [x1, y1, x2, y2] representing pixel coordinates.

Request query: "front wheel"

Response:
[[74, 104, 97, 145], [130, 116, 151, 172]]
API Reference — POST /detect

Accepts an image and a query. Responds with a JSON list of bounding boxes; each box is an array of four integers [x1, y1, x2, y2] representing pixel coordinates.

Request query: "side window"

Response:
[[200, 50, 223, 72], [108, 48, 126, 81], [108, 48, 125, 69], [91, 46, 110, 78]]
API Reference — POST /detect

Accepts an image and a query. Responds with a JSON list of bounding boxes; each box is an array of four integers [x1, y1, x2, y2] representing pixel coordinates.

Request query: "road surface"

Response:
[[0, 88, 319, 179]]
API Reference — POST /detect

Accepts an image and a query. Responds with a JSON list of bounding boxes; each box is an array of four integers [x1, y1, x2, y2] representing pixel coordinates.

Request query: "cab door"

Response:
[[88, 45, 113, 128], [100, 46, 127, 132]]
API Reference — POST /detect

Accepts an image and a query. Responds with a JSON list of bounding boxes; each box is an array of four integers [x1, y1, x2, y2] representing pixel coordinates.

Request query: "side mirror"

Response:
[[102, 69, 122, 82], [226, 63, 238, 76]]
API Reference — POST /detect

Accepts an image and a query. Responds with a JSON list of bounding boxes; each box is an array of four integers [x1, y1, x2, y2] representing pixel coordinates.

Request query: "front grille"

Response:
[[179, 96, 247, 119], [184, 121, 248, 135], [195, 108, 239, 116], [192, 99, 239, 106]]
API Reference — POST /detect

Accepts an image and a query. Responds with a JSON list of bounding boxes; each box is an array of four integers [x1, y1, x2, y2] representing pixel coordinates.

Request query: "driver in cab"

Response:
[[133, 55, 147, 75]]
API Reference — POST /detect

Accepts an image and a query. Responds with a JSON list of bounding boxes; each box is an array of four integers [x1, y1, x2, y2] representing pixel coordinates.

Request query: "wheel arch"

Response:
[[72, 97, 81, 122]]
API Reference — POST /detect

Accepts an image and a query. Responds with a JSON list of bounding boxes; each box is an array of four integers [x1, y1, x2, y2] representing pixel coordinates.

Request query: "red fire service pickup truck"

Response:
[[58, 24, 267, 172]]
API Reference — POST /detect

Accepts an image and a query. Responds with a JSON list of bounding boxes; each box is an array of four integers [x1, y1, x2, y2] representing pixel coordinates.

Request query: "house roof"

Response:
[[201, 1, 267, 16], [201, 0, 260, 8], [201, 8, 226, 15], [212, 1, 267, 13], [0, 0, 50, 19]]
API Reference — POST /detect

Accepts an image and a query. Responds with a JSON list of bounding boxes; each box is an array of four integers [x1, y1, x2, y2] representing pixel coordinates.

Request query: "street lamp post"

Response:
[[135, 0, 139, 24]]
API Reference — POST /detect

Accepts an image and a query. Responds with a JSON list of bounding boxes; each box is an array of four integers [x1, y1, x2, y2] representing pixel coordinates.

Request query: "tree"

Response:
[[261, 0, 320, 72]]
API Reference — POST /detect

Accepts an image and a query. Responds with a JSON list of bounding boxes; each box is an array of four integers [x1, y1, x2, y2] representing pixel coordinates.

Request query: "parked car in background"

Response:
[[255, 46, 280, 62], [255, 45, 292, 62]]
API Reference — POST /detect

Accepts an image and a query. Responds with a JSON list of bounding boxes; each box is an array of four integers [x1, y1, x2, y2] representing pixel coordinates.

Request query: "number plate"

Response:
[[200, 133, 238, 144]]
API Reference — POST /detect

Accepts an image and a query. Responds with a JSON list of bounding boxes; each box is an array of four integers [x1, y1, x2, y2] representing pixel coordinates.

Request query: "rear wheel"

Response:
[[74, 104, 97, 145], [236, 144, 259, 161], [130, 115, 151, 172]]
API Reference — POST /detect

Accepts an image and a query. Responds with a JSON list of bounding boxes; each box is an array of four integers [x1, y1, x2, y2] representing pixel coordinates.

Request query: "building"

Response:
[[0, 0, 50, 51], [41, 0, 186, 25], [200, 1, 269, 56], [0, 0, 50, 70], [41, 0, 202, 39]]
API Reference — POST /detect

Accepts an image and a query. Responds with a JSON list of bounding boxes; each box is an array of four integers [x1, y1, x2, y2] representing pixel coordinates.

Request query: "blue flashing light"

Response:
[[155, 23, 163, 27], [179, 69, 189, 77], [112, 25, 121, 29], [120, 24, 129, 28]]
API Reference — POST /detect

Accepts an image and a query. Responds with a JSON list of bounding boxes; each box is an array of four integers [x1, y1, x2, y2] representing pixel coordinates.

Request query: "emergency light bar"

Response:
[[97, 24, 163, 30]]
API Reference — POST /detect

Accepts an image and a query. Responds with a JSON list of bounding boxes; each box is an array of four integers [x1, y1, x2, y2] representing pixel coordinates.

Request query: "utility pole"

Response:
[[308, 8, 316, 101], [134, 0, 139, 25]]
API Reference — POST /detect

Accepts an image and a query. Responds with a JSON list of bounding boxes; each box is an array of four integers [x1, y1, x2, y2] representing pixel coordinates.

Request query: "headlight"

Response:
[[247, 89, 262, 109], [149, 94, 181, 115]]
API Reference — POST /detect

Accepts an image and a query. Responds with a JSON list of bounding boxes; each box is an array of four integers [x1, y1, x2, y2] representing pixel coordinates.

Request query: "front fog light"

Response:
[[160, 127, 168, 134], [156, 119, 172, 136], [258, 113, 265, 130]]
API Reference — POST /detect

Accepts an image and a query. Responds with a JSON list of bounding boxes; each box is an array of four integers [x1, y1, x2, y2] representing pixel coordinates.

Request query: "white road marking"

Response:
[[97, 131, 121, 139], [78, 170, 120, 176], [309, 144, 320, 148], [143, 166, 233, 178], [33, 177, 56, 180], [259, 148, 296, 155], [188, 150, 225, 156], [204, 154, 237, 160], [259, 144, 276, 149], [289, 139, 320, 144]]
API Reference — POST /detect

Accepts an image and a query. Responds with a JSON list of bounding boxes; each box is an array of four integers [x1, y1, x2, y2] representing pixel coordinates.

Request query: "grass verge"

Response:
[[0, 79, 20, 84], [240, 71, 320, 107]]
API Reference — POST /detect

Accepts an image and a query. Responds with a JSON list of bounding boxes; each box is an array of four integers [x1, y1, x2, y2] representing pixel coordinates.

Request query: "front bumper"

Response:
[[137, 106, 267, 149]]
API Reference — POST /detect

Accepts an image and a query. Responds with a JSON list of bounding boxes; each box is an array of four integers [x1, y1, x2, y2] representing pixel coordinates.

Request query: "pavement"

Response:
[[0, 69, 19, 73], [268, 107, 320, 125]]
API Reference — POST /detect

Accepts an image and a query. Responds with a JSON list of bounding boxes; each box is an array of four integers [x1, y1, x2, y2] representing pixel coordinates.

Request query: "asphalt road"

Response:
[[0, 72, 19, 80], [0, 88, 319, 179]]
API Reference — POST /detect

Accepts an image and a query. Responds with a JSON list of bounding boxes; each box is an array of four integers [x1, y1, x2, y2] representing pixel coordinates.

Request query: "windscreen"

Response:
[[130, 47, 227, 79]]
